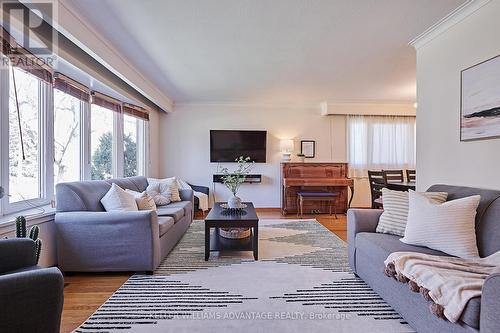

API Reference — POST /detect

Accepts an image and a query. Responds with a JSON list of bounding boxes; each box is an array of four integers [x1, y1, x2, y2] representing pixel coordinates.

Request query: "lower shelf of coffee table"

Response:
[[209, 229, 255, 252]]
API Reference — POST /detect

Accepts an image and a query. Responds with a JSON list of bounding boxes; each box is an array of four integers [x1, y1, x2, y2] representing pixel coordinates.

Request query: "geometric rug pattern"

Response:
[[75, 219, 414, 332]]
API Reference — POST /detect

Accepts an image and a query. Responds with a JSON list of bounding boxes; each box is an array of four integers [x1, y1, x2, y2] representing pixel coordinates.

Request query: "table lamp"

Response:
[[280, 139, 294, 162]]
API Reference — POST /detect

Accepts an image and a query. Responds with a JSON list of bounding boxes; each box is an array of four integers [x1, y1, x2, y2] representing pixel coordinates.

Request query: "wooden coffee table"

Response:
[[204, 202, 259, 261]]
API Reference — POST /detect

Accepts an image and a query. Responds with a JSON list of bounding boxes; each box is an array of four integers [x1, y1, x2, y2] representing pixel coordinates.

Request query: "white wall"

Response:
[[416, 0, 500, 191], [148, 110, 161, 177], [159, 103, 411, 208]]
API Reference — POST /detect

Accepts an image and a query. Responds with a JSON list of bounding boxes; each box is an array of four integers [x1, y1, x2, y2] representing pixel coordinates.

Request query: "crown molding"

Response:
[[57, 0, 174, 112], [409, 0, 491, 50], [174, 99, 415, 110]]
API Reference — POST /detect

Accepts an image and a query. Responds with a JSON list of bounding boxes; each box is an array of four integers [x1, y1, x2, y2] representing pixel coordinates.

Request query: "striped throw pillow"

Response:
[[376, 188, 448, 236], [401, 191, 480, 258]]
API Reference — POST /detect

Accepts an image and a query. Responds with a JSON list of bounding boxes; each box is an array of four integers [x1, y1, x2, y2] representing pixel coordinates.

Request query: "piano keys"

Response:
[[280, 162, 354, 215]]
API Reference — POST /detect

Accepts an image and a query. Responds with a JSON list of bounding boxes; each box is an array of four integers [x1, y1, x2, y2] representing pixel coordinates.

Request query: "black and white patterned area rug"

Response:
[[75, 219, 414, 333]]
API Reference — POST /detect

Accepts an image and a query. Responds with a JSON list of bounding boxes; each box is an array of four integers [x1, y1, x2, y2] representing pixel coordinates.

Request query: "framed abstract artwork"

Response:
[[300, 140, 315, 158], [461, 54, 500, 141]]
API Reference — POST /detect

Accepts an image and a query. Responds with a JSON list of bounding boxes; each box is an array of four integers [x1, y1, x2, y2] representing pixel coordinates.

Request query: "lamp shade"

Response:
[[280, 139, 294, 153]]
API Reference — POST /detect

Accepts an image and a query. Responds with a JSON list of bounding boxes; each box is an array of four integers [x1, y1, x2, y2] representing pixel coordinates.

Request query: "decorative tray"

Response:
[[220, 203, 248, 211]]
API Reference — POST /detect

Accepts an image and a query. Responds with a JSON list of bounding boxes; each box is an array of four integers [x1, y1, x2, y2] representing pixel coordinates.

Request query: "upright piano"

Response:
[[280, 162, 354, 215]]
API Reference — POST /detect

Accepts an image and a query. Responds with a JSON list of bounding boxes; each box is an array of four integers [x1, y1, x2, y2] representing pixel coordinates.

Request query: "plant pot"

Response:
[[228, 195, 242, 209]]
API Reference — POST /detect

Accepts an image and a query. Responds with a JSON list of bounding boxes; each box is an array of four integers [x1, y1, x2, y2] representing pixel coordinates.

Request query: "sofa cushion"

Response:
[[356, 232, 480, 328], [460, 296, 480, 329], [158, 216, 175, 236], [55, 176, 148, 212], [356, 232, 448, 269], [156, 206, 185, 222], [166, 201, 192, 217]]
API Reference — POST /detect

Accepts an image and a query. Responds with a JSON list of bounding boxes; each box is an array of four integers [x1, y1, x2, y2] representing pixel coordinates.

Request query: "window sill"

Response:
[[0, 205, 56, 234]]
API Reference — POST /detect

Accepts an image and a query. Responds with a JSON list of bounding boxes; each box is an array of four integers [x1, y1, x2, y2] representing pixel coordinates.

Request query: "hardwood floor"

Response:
[[60, 208, 347, 332]]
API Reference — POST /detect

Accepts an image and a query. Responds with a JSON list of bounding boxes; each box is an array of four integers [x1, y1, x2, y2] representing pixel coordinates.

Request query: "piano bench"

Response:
[[296, 192, 340, 218]]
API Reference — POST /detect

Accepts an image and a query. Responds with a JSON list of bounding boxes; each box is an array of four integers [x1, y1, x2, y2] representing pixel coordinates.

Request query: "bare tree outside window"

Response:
[[54, 89, 81, 186], [8, 68, 40, 202]]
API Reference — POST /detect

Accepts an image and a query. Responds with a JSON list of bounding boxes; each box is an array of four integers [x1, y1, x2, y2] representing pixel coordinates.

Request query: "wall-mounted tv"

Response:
[[210, 130, 267, 163]]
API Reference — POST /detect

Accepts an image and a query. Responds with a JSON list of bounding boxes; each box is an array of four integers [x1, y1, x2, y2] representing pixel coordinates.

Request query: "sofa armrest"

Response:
[[480, 273, 500, 333], [0, 238, 36, 274], [0, 267, 64, 333], [55, 211, 160, 271], [189, 184, 209, 195], [179, 189, 194, 203], [347, 208, 383, 273]]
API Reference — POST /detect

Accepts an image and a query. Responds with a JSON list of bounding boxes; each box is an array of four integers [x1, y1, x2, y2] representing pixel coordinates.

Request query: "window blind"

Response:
[[91, 91, 122, 113], [53, 72, 90, 102], [123, 103, 149, 121], [1, 27, 53, 83]]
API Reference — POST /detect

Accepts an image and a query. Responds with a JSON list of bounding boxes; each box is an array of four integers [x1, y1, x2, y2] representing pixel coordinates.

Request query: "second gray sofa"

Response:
[[55, 176, 193, 272], [348, 184, 500, 333]]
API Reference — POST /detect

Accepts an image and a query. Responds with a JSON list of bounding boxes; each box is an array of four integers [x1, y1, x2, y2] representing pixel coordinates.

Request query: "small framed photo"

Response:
[[300, 140, 315, 158]]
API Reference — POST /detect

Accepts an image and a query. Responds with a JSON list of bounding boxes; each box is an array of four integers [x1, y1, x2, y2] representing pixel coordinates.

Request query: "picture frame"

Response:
[[300, 140, 315, 158], [460, 54, 500, 141]]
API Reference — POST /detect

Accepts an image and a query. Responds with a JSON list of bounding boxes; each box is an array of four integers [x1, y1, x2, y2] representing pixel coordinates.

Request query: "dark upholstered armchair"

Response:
[[189, 183, 210, 212], [0, 238, 64, 333]]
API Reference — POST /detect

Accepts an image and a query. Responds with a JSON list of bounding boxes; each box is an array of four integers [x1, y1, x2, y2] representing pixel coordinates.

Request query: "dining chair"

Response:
[[406, 169, 416, 182], [382, 170, 404, 183], [368, 170, 386, 209]]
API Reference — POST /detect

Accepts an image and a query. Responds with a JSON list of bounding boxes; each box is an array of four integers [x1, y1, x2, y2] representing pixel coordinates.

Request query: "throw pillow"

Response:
[[176, 178, 192, 190], [125, 190, 157, 211], [101, 183, 138, 212], [147, 177, 181, 203], [376, 188, 448, 236], [146, 180, 171, 206], [401, 191, 480, 258]]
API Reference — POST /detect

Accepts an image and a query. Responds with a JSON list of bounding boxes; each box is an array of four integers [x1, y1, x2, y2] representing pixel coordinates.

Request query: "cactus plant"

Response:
[[16, 216, 27, 238], [34, 239, 42, 264], [15, 216, 42, 264], [29, 225, 39, 241]]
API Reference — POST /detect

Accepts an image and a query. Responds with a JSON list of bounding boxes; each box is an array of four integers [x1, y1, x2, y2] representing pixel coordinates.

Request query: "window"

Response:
[[123, 115, 148, 177], [347, 115, 416, 177], [8, 68, 42, 203], [123, 115, 138, 177], [53, 89, 82, 185], [0, 66, 149, 217], [90, 104, 115, 180]]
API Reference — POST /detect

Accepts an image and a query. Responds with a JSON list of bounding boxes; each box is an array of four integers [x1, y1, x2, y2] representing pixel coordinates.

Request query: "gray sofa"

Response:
[[55, 176, 193, 272], [0, 238, 64, 333], [348, 184, 500, 333]]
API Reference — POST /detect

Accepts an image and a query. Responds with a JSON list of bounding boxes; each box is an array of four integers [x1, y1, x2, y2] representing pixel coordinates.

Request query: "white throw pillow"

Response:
[[176, 178, 192, 190], [146, 180, 171, 206], [376, 188, 448, 236], [125, 190, 157, 211], [147, 177, 181, 204], [101, 183, 138, 212], [401, 191, 480, 258]]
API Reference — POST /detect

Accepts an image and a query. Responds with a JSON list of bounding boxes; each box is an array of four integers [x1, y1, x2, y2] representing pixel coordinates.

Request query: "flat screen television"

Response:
[[210, 130, 267, 163]]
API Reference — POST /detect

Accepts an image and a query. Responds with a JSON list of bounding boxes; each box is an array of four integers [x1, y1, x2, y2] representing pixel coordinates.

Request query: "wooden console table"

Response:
[[280, 162, 354, 215]]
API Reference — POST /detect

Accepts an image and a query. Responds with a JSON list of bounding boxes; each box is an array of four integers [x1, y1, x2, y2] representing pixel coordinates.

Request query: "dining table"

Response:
[[386, 181, 416, 192]]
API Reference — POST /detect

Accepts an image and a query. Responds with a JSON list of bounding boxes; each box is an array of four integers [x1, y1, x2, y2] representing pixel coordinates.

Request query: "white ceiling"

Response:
[[61, 0, 465, 105]]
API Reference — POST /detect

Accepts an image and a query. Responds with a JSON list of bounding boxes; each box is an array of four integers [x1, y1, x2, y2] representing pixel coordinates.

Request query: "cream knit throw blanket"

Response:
[[384, 251, 500, 322]]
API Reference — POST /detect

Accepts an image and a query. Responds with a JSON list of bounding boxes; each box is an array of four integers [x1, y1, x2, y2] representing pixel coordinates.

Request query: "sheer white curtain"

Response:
[[347, 115, 416, 177]]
